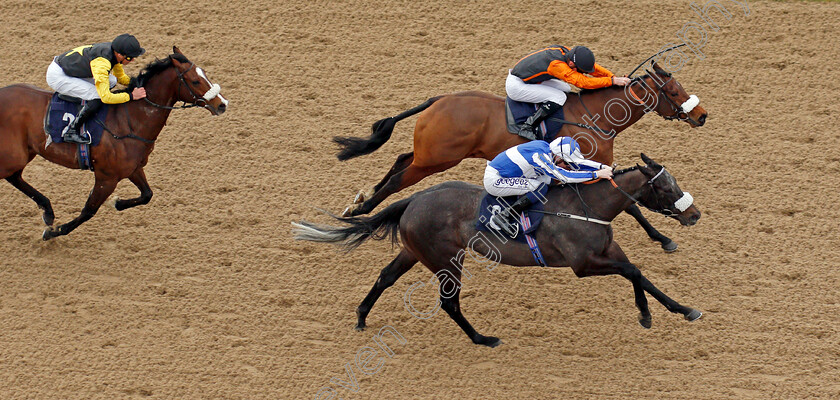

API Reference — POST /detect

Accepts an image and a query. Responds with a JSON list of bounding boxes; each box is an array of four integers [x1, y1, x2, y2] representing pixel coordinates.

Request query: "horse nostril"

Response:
[[698, 114, 707, 125], [217, 103, 227, 113]]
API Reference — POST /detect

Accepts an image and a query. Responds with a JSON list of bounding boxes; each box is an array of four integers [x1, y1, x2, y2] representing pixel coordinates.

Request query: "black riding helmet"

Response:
[[567, 46, 595, 73], [112, 34, 145, 58]]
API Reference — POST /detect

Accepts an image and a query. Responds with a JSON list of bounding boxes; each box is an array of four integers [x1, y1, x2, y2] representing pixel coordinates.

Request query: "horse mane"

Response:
[[125, 53, 191, 90], [613, 165, 640, 175]]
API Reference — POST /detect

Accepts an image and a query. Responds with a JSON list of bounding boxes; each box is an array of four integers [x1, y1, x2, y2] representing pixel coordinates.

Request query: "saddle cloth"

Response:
[[504, 97, 566, 142], [43, 93, 109, 147], [475, 192, 546, 244]]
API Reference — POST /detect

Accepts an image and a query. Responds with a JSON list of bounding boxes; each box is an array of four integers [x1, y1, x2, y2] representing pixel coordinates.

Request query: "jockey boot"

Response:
[[490, 194, 533, 235], [518, 101, 561, 141], [63, 99, 103, 144]]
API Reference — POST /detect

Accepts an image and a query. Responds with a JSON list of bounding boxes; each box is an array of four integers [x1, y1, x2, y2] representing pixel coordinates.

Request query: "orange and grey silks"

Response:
[[510, 45, 615, 90]]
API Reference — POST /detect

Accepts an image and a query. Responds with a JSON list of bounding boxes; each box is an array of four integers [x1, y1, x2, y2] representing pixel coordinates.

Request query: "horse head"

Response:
[[631, 61, 707, 127], [134, 47, 229, 116], [636, 153, 701, 226], [169, 47, 228, 115]]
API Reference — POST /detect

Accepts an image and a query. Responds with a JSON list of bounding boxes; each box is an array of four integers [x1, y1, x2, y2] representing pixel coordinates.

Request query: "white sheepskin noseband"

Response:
[[203, 83, 221, 101], [675, 192, 694, 212], [680, 95, 699, 113]]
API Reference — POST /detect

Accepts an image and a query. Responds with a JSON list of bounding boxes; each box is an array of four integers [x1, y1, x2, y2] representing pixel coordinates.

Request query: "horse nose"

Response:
[[689, 211, 701, 225], [697, 113, 707, 126], [217, 103, 227, 115]]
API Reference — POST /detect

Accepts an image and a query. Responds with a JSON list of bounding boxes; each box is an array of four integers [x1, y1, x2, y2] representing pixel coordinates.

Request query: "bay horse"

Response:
[[293, 154, 702, 347], [334, 61, 707, 251], [0, 47, 228, 240]]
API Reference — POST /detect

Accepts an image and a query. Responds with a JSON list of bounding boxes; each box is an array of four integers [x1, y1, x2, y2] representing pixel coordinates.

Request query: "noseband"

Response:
[[610, 168, 693, 217]]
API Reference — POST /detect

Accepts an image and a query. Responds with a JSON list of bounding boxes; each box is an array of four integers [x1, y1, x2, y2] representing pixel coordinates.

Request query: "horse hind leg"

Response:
[[347, 160, 460, 217], [43, 177, 118, 240], [439, 286, 502, 348], [353, 152, 415, 205], [5, 170, 55, 226], [356, 249, 418, 331]]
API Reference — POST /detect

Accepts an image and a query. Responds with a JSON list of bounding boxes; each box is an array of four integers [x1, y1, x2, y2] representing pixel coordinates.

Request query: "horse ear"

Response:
[[639, 163, 655, 178], [640, 153, 653, 165], [169, 54, 182, 68], [173, 46, 182, 55]]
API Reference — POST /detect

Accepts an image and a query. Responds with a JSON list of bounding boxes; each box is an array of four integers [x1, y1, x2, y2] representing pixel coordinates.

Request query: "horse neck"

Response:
[[574, 87, 647, 137], [566, 170, 650, 222], [124, 68, 178, 141]]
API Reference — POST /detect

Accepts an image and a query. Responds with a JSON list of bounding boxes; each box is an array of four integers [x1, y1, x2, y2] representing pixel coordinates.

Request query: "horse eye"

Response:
[[192, 80, 200, 85]]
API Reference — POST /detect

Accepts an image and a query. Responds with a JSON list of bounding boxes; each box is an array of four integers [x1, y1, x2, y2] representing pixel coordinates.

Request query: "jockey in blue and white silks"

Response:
[[483, 137, 613, 231], [484, 137, 611, 198]]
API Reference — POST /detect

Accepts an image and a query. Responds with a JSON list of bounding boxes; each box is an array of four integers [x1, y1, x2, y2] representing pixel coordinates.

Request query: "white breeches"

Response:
[[483, 165, 551, 197], [505, 71, 571, 106], [46, 59, 116, 100]]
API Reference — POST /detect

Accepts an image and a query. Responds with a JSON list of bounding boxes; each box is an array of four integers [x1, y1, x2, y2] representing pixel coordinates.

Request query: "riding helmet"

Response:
[[112, 34, 146, 58], [568, 46, 595, 73]]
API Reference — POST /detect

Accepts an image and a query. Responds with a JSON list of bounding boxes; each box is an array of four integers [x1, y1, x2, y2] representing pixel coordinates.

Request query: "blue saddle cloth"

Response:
[[44, 94, 109, 146], [505, 97, 566, 142], [475, 192, 546, 244]]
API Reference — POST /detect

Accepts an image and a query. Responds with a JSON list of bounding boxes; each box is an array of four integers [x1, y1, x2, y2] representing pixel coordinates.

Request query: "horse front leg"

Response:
[[43, 177, 118, 240], [625, 204, 677, 252], [577, 242, 701, 328], [111, 168, 153, 211]]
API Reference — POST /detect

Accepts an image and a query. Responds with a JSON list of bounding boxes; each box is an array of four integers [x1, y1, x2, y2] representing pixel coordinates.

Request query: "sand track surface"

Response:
[[1, 0, 839, 398]]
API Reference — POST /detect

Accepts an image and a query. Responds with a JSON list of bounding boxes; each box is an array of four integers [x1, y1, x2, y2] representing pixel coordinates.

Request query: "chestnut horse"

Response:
[[294, 154, 703, 347], [0, 47, 228, 240], [334, 61, 707, 251]]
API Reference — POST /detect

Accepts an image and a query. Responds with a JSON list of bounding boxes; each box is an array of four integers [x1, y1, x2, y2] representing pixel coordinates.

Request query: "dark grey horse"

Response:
[[293, 154, 702, 347]]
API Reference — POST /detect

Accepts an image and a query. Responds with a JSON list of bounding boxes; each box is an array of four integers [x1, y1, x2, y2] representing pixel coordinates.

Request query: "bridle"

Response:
[[609, 167, 693, 217], [626, 72, 700, 124], [143, 60, 221, 112]]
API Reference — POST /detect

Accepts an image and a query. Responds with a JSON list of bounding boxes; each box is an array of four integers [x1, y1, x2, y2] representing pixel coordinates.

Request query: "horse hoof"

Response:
[[353, 192, 366, 204], [107, 196, 121, 210], [638, 314, 652, 329], [475, 335, 502, 348], [341, 206, 353, 218], [685, 309, 703, 322], [661, 240, 678, 253], [42, 213, 55, 226], [354, 323, 366, 331], [42, 228, 56, 241]]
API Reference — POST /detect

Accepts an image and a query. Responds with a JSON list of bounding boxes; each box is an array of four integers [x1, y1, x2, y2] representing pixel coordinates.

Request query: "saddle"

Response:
[[504, 97, 566, 142]]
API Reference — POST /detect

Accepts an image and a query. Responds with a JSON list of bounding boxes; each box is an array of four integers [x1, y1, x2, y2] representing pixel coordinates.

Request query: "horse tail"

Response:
[[292, 197, 413, 250], [333, 96, 444, 161]]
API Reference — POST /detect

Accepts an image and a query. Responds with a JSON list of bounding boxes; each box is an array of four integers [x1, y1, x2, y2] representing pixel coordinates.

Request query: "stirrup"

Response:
[[517, 125, 539, 141], [490, 210, 519, 237], [62, 128, 89, 144]]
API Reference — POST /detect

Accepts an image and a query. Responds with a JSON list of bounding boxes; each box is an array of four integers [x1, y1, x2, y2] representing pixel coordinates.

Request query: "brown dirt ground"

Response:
[[1, 0, 839, 399]]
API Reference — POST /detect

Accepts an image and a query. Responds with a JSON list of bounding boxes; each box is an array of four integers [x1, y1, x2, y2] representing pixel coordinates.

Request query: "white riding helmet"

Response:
[[549, 137, 583, 163]]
